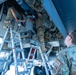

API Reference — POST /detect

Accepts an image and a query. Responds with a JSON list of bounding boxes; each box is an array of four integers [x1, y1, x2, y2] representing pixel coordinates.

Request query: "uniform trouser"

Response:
[[71, 65, 76, 75], [33, 66, 46, 75]]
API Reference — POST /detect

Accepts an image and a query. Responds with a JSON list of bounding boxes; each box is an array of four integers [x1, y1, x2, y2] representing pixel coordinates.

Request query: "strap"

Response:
[[65, 52, 72, 75]]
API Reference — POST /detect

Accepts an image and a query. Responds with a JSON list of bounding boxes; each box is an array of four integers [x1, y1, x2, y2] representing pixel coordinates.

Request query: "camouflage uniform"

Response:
[[51, 45, 76, 75]]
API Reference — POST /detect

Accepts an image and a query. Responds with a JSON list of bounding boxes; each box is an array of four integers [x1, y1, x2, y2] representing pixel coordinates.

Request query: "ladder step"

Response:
[[16, 48, 23, 52], [14, 38, 20, 43], [26, 64, 33, 69], [0, 69, 4, 72], [28, 60, 33, 63], [18, 71, 28, 74], [4, 40, 10, 43], [27, 63, 33, 66], [26, 61, 33, 68], [15, 43, 20, 46], [48, 68, 52, 71], [27, 67, 32, 71], [12, 31, 19, 34], [17, 59, 25, 62], [0, 50, 10, 52], [0, 59, 7, 62], [30, 54, 35, 56]]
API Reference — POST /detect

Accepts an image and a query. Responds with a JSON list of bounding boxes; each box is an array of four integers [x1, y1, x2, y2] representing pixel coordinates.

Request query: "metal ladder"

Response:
[[44, 54, 52, 75], [38, 46, 50, 75], [10, 27, 29, 75], [0, 27, 29, 75], [26, 46, 36, 72], [27, 45, 50, 75], [0, 27, 13, 75], [0, 51, 12, 75]]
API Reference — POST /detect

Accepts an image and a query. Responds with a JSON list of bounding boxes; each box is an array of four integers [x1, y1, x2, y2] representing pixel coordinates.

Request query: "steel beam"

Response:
[[42, 0, 67, 38]]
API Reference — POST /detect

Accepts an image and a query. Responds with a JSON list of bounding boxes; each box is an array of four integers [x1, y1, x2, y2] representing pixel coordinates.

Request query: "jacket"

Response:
[[51, 45, 76, 75]]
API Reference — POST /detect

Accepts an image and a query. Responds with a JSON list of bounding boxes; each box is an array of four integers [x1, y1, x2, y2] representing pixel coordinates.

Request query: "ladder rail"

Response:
[[44, 54, 52, 74], [11, 28, 29, 75], [10, 28, 18, 75], [32, 49, 36, 60], [26, 46, 36, 72], [38, 47, 49, 75], [27, 47, 33, 60], [18, 33, 27, 71], [1, 51, 13, 75], [0, 28, 9, 51], [1, 62, 8, 75], [27, 46, 37, 62]]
